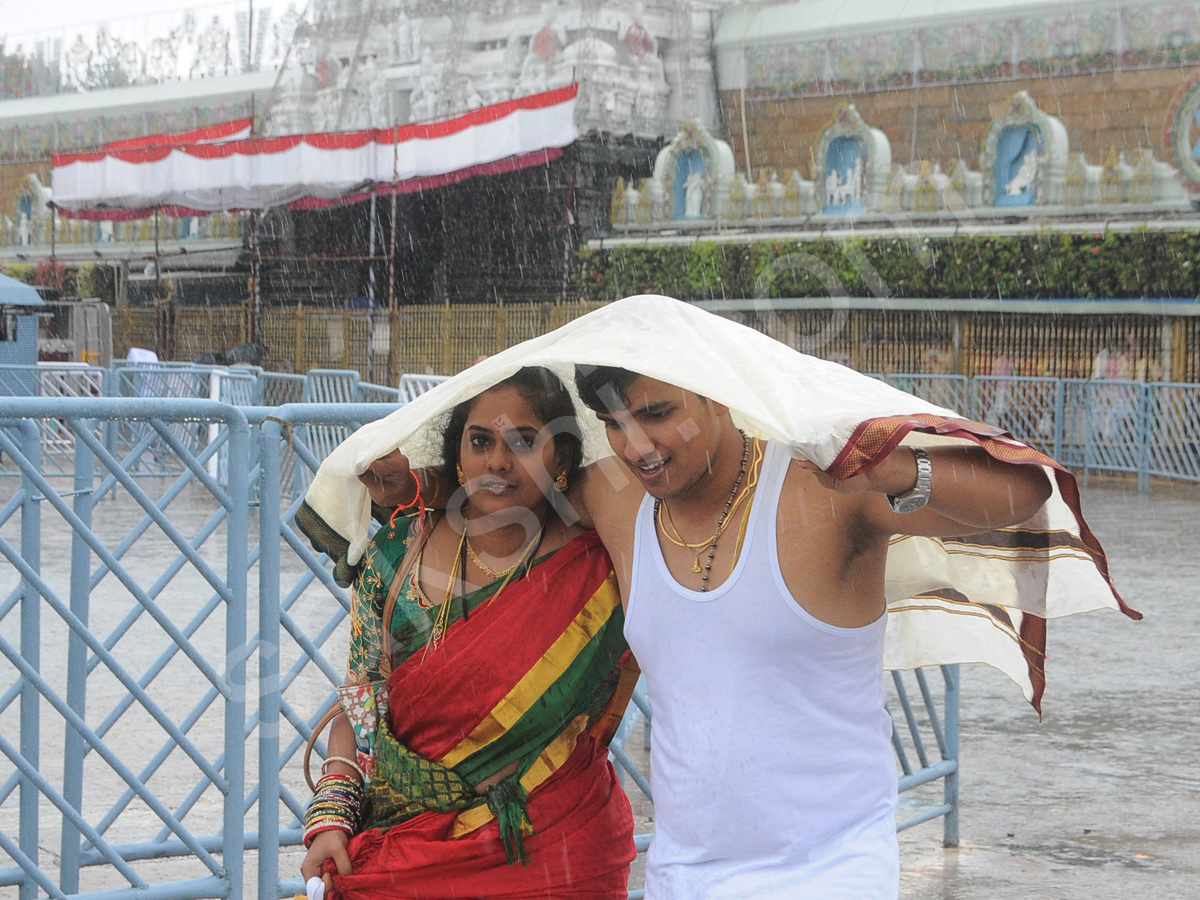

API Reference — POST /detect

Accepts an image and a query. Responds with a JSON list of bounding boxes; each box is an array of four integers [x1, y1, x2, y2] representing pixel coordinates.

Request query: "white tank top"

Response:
[[626, 440, 899, 900]]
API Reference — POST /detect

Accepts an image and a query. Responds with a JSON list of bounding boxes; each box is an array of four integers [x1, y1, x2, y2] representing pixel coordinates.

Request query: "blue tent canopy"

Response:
[[0, 273, 44, 308]]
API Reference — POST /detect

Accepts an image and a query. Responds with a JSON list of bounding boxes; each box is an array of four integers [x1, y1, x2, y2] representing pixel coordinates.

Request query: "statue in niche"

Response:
[[826, 164, 858, 207], [451, 76, 485, 112], [1004, 150, 1039, 196], [633, 52, 667, 121], [17, 211, 30, 246], [502, 31, 525, 79], [991, 120, 1043, 206], [273, 3, 303, 59], [683, 170, 705, 218], [824, 139, 864, 210], [66, 35, 92, 89], [192, 16, 232, 79], [361, 55, 389, 125]]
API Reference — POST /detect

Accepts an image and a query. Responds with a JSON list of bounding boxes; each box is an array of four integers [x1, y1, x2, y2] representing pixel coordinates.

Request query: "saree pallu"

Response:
[[325, 528, 636, 899]]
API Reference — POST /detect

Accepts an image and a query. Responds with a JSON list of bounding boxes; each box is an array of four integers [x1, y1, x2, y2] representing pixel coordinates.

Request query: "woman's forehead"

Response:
[[465, 386, 544, 430]]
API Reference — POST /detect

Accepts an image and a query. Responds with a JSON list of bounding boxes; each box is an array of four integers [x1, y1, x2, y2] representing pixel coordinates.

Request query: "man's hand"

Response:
[[357, 449, 416, 508], [301, 829, 353, 880], [795, 447, 918, 497]]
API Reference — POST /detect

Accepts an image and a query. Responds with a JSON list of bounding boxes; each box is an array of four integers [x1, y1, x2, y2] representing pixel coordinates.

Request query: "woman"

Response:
[[300, 367, 636, 900]]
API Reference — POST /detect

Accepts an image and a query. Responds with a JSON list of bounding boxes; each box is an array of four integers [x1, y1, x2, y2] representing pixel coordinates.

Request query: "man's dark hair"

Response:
[[574, 365, 641, 414]]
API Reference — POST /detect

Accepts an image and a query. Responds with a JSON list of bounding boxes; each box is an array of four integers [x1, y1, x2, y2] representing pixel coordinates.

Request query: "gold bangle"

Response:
[[320, 755, 364, 780]]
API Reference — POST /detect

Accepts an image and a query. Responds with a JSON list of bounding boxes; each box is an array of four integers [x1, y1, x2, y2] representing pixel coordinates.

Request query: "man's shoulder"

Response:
[[576, 458, 645, 531]]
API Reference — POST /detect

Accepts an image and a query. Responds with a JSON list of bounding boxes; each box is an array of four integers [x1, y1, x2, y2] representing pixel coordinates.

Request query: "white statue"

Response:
[[409, 48, 441, 122], [683, 171, 705, 218], [850, 156, 863, 202], [825, 168, 842, 206], [17, 211, 31, 246], [1005, 150, 1039, 196], [633, 51, 668, 120], [393, 12, 414, 62], [361, 55, 389, 125]]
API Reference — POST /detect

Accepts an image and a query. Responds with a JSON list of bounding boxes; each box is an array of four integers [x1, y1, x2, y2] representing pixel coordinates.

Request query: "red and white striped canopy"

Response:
[[51, 86, 578, 220]]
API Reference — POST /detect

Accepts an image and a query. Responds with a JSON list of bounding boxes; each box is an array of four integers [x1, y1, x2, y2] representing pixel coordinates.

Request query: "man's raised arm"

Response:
[[801, 444, 1053, 538]]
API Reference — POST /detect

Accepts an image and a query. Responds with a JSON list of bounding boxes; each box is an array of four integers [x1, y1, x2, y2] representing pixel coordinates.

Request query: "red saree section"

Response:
[[325, 738, 634, 899], [323, 529, 634, 898], [387, 530, 616, 761]]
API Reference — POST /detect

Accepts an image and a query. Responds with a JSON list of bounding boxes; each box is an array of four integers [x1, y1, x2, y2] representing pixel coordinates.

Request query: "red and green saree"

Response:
[[323, 516, 637, 899]]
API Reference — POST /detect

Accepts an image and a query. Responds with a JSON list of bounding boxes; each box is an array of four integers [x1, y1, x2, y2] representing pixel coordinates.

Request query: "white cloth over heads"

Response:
[[300, 293, 1138, 710]]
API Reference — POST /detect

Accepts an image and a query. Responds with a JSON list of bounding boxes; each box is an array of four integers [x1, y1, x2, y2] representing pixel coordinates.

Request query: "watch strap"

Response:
[[886, 447, 932, 513]]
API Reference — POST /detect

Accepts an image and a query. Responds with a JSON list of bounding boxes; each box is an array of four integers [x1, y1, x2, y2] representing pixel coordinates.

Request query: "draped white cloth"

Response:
[[50, 87, 578, 215], [302, 294, 1136, 708]]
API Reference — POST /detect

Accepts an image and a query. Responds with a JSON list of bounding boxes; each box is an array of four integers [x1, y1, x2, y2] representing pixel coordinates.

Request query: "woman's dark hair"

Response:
[[438, 367, 583, 513], [574, 364, 641, 414]]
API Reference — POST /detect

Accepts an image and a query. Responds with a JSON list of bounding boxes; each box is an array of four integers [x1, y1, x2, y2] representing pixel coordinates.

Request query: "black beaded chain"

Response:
[[697, 431, 751, 591]]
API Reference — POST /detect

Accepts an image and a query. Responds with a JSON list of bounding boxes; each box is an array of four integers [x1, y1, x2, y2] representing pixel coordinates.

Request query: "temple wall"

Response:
[[720, 66, 1199, 179]]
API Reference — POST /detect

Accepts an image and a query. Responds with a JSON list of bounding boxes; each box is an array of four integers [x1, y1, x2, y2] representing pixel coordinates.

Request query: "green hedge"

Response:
[[576, 231, 1200, 301]]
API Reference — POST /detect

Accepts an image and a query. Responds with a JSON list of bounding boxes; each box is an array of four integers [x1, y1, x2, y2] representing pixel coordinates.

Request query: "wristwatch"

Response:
[[886, 447, 932, 513]]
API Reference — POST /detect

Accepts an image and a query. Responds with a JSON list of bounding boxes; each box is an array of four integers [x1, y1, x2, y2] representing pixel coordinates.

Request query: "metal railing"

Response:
[[2, 398, 964, 900]]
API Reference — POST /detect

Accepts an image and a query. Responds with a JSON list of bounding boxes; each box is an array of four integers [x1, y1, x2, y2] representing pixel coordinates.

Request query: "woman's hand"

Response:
[[358, 450, 416, 508], [301, 829, 353, 880]]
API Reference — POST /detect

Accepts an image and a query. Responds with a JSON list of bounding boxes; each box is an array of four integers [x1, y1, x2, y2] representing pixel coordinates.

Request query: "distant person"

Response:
[[225, 342, 268, 366]]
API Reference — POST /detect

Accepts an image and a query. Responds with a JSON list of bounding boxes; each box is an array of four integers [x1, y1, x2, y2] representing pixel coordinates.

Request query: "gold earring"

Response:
[[456, 464, 466, 485], [554, 471, 568, 492]]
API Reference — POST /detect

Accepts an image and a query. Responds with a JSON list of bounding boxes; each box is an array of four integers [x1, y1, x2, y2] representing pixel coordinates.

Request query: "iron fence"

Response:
[[2, 398, 963, 900]]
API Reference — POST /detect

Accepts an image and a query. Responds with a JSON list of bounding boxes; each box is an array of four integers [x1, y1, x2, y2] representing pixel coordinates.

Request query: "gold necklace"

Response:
[[422, 521, 546, 657], [405, 546, 434, 608], [465, 531, 536, 580], [655, 432, 751, 589], [657, 438, 763, 559]]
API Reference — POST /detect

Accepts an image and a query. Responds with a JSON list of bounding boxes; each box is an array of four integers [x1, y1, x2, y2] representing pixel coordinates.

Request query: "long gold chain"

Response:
[[424, 528, 467, 654], [656, 436, 762, 576], [658, 438, 763, 551], [655, 432, 758, 589]]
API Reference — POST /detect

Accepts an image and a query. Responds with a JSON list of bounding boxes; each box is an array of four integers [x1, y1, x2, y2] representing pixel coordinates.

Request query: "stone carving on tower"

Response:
[[260, 0, 718, 139]]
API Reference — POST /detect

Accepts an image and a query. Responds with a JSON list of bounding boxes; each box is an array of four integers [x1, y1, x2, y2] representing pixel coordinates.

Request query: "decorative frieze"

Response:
[[737, 2, 1200, 99]]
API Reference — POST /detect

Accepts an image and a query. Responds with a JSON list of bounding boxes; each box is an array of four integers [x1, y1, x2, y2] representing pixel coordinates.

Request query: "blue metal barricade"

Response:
[[1, 398, 250, 900], [1145, 383, 1200, 483], [885, 374, 969, 414], [9, 371, 1200, 898]]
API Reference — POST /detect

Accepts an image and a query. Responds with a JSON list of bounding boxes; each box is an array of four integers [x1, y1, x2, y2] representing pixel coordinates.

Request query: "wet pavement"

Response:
[[896, 479, 1200, 900], [2, 477, 1197, 898]]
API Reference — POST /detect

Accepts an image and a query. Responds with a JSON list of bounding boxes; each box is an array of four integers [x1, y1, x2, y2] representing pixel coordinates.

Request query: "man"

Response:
[[564, 366, 1050, 898]]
